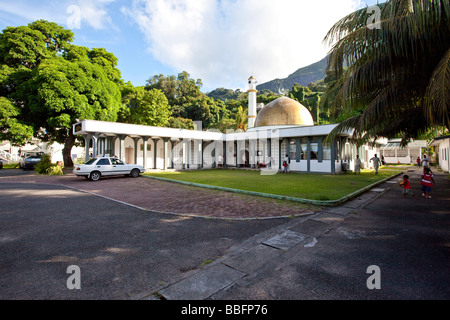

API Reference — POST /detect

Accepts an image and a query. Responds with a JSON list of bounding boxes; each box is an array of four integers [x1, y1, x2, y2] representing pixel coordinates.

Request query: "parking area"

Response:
[[0, 170, 319, 219], [0, 181, 293, 299]]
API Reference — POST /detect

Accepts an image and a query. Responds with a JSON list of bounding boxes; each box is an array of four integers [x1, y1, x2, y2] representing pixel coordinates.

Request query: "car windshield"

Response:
[[85, 158, 97, 165], [27, 156, 41, 159]]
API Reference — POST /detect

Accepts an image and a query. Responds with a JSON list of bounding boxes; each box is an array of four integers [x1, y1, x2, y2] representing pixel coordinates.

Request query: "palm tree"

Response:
[[233, 106, 248, 131], [322, 0, 449, 145]]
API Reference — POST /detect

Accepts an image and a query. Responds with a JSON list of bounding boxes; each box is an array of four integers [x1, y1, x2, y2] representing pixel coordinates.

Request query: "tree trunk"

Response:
[[63, 130, 75, 168]]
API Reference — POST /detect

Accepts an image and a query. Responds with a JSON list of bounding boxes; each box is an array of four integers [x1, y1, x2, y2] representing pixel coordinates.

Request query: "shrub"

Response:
[[46, 165, 64, 175], [35, 154, 52, 174]]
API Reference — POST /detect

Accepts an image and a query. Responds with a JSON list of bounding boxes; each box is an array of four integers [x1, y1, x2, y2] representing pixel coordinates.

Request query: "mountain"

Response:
[[256, 56, 328, 93], [206, 87, 245, 101]]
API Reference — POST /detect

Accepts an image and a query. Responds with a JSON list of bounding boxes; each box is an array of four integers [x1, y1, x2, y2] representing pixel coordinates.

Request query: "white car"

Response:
[[73, 157, 145, 181]]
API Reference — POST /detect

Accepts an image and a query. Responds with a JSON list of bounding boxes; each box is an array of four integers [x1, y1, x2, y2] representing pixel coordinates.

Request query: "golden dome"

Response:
[[254, 97, 314, 127]]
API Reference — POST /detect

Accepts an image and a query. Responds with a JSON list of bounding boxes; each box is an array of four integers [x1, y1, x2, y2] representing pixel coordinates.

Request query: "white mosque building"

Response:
[[72, 76, 387, 174]]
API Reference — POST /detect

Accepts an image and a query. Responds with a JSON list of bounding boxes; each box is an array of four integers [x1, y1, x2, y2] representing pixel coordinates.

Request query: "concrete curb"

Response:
[[143, 171, 403, 207]]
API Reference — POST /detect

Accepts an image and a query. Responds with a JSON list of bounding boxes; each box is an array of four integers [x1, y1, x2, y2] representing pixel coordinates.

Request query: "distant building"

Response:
[[379, 139, 427, 164], [0, 139, 85, 164], [429, 135, 450, 172]]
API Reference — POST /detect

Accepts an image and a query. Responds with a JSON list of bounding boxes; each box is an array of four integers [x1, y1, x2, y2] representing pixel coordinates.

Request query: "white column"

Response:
[[184, 139, 191, 169], [163, 138, 170, 170], [195, 139, 202, 169], [249, 140, 256, 168], [118, 135, 126, 161], [84, 134, 91, 162], [92, 134, 99, 158], [133, 137, 140, 165], [152, 137, 160, 169], [142, 137, 150, 170], [237, 140, 243, 167]]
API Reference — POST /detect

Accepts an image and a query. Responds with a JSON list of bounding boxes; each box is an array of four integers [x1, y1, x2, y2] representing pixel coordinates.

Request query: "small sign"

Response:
[[74, 123, 82, 133]]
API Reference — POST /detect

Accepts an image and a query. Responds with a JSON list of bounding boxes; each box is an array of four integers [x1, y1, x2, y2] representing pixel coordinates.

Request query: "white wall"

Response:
[[437, 139, 449, 172], [289, 160, 308, 172], [384, 156, 411, 164], [310, 160, 332, 173]]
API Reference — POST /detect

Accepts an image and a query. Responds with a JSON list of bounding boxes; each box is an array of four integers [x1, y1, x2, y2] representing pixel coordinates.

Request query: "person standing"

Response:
[[354, 155, 362, 174], [416, 156, 421, 167], [283, 154, 290, 173], [421, 154, 430, 169], [370, 154, 382, 174]]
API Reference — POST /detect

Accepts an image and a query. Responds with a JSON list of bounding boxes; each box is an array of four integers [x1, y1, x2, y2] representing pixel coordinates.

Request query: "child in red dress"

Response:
[[420, 168, 436, 198], [400, 175, 415, 198]]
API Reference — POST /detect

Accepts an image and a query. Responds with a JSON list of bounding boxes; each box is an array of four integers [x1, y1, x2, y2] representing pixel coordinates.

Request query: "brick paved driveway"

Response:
[[0, 170, 319, 219]]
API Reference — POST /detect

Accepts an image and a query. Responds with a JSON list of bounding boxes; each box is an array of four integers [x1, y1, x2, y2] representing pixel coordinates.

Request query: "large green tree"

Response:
[[0, 20, 123, 167], [322, 0, 449, 145], [0, 97, 33, 144], [15, 54, 122, 166], [119, 86, 171, 127], [146, 71, 230, 129]]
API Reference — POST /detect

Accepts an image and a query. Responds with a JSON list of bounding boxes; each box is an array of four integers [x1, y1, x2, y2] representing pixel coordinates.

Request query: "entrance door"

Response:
[[125, 147, 133, 164]]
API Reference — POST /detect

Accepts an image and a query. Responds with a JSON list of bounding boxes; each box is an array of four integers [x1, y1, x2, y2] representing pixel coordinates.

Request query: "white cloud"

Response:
[[75, 0, 117, 30], [122, 0, 361, 91], [0, 0, 117, 31]]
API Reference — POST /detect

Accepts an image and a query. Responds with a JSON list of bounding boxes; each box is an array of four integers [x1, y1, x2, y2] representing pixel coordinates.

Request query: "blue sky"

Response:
[[0, 0, 381, 93]]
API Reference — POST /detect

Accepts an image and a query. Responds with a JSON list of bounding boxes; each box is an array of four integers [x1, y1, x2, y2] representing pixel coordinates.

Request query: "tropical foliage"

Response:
[[0, 96, 33, 144], [119, 86, 171, 127], [233, 106, 248, 131], [146, 71, 231, 130], [322, 0, 450, 145], [0, 20, 123, 167]]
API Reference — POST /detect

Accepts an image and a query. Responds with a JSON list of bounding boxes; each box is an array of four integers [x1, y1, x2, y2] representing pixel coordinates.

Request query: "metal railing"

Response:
[[0, 150, 21, 163]]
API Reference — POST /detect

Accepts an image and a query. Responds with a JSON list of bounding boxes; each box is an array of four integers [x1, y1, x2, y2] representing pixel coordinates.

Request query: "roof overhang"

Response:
[[429, 135, 450, 147]]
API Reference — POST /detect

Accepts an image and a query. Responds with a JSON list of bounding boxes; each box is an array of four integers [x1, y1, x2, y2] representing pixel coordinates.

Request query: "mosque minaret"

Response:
[[247, 76, 258, 129]]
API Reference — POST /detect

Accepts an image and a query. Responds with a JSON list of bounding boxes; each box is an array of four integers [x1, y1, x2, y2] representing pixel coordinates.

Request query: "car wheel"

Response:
[[90, 171, 101, 181], [130, 168, 140, 178]]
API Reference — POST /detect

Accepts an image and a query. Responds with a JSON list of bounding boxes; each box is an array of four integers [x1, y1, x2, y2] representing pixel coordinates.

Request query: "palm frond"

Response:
[[424, 47, 450, 129], [322, 0, 450, 143]]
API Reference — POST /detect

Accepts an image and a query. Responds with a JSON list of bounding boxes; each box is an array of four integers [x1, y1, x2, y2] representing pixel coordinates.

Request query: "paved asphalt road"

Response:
[[212, 179, 450, 300], [0, 167, 448, 303], [0, 182, 288, 300]]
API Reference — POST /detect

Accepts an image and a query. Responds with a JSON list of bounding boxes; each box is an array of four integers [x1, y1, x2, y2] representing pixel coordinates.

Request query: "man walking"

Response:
[[370, 154, 382, 174], [421, 154, 430, 169]]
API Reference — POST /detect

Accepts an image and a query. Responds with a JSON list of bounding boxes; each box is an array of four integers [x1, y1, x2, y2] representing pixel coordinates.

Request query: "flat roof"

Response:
[[73, 120, 346, 141], [73, 120, 223, 141]]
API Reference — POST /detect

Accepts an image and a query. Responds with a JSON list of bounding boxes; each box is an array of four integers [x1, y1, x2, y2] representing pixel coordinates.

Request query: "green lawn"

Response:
[[0, 163, 19, 169], [145, 168, 401, 201]]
